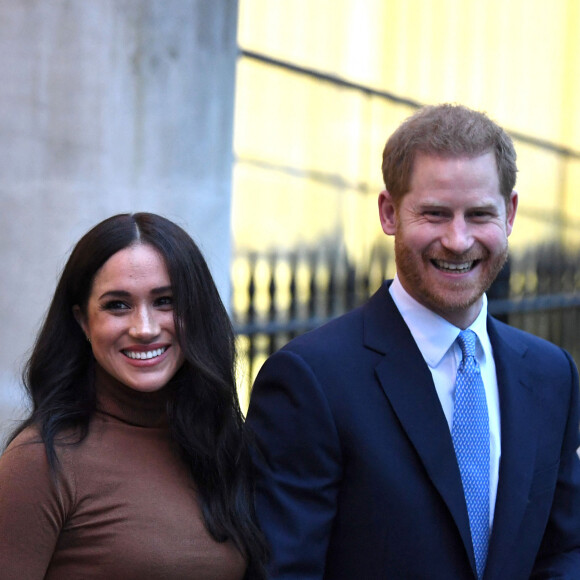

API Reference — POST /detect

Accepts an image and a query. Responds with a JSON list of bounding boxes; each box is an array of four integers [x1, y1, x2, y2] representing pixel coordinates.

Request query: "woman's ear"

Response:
[[73, 305, 89, 341], [378, 190, 397, 235]]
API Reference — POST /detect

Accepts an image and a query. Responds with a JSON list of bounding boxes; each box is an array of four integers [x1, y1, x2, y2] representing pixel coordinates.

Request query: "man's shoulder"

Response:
[[286, 305, 364, 346], [490, 316, 565, 351], [279, 284, 393, 356], [271, 312, 361, 372], [489, 316, 576, 372]]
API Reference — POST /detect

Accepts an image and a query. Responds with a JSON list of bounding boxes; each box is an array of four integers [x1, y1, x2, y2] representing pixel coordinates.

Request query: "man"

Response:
[[246, 104, 580, 579]]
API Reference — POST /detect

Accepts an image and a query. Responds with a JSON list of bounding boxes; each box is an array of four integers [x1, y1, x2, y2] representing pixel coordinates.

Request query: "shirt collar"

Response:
[[389, 275, 490, 368]]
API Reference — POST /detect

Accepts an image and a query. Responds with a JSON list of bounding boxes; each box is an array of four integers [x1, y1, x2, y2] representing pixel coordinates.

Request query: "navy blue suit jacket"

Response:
[[247, 282, 580, 579]]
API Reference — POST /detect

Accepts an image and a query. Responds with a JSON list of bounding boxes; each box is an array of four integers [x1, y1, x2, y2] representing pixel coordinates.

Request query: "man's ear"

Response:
[[72, 305, 89, 340], [505, 190, 518, 237], [378, 190, 397, 235]]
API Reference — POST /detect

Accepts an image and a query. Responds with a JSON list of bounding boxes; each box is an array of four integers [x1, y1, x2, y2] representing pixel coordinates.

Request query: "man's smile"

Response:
[[431, 259, 481, 273]]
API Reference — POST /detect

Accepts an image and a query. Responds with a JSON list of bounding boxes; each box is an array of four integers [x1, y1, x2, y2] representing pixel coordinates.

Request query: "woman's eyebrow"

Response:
[[97, 286, 172, 301], [150, 286, 173, 295], [97, 289, 131, 300]]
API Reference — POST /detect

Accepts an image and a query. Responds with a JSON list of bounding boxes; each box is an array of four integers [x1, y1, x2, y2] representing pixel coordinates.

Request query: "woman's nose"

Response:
[[129, 307, 161, 339]]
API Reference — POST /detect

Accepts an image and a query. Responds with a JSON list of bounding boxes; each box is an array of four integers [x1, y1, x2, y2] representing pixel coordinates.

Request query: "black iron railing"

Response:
[[233, 50, 580, 393], [233, 244, 580, 393]]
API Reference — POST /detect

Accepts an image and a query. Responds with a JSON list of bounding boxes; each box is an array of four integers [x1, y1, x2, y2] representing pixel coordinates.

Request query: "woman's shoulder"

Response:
[[2, 422, 90, 472], [0, 426, 76, 574], [1, 425, 48, 470], [0, 427, 58, 510], [0, 424, 77, 509], [4, 425, 43, 451]]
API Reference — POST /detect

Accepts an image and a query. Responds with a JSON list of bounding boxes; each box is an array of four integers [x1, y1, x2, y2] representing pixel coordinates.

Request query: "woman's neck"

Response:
[[94, 365, 172, 428]]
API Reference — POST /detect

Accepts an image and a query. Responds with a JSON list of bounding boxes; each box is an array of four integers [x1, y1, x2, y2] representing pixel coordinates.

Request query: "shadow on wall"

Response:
[[0, 375, 28, 446]]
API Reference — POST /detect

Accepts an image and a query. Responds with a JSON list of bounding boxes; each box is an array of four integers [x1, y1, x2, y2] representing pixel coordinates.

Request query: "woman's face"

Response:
[[74, 243, 185, 393]]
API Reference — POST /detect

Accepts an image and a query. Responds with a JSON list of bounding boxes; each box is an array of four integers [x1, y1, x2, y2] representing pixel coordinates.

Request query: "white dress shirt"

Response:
[[389, 275, 501, 527]]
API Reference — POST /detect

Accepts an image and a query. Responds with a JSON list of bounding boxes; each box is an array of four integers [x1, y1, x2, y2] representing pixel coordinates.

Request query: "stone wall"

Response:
[[0, 0, 239, 441]]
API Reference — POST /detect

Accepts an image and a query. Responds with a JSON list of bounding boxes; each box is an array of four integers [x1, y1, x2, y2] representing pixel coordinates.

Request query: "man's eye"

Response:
[[470, 211, 493, 220]]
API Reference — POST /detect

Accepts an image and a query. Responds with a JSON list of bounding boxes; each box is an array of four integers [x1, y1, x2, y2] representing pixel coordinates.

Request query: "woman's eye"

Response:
[[102, 300, 129, 311], [155, 296, 174, 308]]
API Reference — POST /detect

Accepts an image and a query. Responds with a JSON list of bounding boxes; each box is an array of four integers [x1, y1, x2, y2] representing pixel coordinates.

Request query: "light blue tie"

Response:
[[451, 329, 490, 579]]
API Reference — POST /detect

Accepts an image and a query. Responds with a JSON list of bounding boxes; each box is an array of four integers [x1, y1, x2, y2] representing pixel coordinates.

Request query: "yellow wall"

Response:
[[235, 0, 580, 249], [233, 0, 580, 400]]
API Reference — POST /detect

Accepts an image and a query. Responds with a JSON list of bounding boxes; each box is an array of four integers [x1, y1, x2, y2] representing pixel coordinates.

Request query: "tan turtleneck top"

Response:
[[0, 372, 246, 580]]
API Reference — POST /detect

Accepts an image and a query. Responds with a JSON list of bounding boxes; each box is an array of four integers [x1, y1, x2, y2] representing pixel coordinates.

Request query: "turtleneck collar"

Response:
[[94, 365, 172, 429]]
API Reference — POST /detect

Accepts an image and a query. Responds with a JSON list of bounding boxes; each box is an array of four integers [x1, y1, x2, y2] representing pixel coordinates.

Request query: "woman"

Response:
[[0, 213, 267, 579]]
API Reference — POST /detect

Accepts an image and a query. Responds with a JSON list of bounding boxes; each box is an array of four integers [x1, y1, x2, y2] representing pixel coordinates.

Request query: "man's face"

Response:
[[379, 151, 518, 328]]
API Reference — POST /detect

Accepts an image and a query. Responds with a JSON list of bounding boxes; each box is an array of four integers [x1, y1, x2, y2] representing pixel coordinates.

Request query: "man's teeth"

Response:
[[435, 260, 473, 272], [124, 347, 166, 360]]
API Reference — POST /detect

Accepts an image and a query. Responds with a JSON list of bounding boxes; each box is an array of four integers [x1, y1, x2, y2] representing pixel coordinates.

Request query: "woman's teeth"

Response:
[[123, 347, 167, 360]]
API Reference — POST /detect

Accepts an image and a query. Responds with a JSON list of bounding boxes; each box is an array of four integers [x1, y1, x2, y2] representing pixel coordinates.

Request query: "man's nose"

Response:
[[441, 217, 473, 254]]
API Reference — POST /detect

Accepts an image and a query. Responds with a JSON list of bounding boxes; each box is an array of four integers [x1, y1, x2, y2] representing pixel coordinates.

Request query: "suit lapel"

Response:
[[484, 318, 539, 578], [363, 285, 476, 572], [363, 285, 542, 579]]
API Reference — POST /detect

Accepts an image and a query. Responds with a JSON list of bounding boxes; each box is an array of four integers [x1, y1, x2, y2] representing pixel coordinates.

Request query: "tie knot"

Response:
[[457, 329, 477, 360]]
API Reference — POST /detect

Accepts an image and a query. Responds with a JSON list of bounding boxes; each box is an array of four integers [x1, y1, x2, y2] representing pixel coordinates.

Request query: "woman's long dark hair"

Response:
[[9, 213, 268, 578]]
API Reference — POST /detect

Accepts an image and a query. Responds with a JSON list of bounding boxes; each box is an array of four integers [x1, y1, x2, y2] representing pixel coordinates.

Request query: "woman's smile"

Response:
[[75, 243, 185, 392]]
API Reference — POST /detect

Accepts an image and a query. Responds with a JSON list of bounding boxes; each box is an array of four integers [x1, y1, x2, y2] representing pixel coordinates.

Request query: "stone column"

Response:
[[0, 0, 239, 439]]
